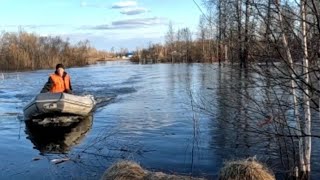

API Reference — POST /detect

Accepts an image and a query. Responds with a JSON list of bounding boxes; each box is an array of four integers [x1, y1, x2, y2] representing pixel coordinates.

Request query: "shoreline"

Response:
[[0, 58, 125, 72]]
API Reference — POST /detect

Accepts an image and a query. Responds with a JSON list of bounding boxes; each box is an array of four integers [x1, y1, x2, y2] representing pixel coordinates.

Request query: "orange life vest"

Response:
[[49, 73, 71, 93]]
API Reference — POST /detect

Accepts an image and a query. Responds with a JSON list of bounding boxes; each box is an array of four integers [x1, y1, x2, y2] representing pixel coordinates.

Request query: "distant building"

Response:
[[126, 52, 134, 58], [122, 52, 133, 59]]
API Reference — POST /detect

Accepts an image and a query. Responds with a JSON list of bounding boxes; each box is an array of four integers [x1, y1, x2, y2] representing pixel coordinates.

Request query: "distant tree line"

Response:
[[131, 0, 319, 68], [130, 24, 203, 64], [0, 31, 114, 71]]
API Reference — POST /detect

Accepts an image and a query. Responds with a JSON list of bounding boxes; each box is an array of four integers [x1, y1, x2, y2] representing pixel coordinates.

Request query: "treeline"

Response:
[[0, 31, 113, 71], [130, 25, 202, 63], [131, 0, 320, 67]]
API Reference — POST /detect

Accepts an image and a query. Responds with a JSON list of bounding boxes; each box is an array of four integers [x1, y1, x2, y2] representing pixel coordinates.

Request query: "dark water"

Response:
[[0, 61, 319, 179]]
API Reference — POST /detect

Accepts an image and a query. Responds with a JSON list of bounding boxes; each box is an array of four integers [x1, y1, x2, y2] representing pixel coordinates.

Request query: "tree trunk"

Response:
[[224, 44, 228, 63], [310, 0, 320, 34], [218, 0, 222, 66], [243, 0, 250, 68], [301, 0, 311, 175], [264, 0, 272, 66], [237, 0, 243, 68], [276, 0, 306, 176]]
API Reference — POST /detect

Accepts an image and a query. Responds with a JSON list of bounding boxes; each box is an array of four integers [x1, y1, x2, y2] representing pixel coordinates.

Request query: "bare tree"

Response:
[[165, 21, 176, 63], [301, 0, 311, 175], [198, 15, 207, 62]]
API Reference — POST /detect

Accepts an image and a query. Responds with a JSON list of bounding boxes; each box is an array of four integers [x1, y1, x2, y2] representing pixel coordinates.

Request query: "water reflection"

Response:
[[25, 115, 93, 154]]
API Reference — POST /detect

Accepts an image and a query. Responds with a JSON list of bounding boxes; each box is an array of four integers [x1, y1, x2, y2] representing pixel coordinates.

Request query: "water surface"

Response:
[[0, 61, 319, 179]]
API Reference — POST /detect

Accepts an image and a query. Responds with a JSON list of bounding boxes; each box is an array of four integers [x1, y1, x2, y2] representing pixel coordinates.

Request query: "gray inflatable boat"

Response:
[[23, 93, 96, 121]]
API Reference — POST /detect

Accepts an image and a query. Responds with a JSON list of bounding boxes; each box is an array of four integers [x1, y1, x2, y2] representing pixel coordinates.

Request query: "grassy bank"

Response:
[[0, 31, 114, 71]]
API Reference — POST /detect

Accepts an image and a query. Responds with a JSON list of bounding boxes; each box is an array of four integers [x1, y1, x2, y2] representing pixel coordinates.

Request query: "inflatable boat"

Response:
[[23, 93, 96, 125]]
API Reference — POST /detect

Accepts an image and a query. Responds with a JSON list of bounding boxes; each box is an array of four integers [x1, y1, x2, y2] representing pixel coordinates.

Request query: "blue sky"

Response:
[[0, 0, 202, 51]]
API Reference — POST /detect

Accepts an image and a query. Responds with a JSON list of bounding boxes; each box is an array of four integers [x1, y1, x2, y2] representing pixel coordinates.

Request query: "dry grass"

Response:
[[87, 47, 115, 63], [145, 172, 205, 180], [101, 161, 147, 180], [101, 161, 205, 180], [218, 158, 275, 180], [0, 31, 114, 71], [101, 158, 275, 180]]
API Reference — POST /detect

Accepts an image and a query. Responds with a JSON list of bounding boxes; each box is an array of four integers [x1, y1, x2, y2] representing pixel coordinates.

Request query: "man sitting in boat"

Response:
[[41, 63, 73, 94]]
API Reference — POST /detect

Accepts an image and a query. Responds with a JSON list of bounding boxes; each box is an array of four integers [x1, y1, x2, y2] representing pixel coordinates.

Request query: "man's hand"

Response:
[[65, 89, 73, 94]]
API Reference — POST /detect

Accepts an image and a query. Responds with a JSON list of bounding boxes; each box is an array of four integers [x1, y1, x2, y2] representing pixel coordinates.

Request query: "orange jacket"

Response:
[[49, 73, 71, 93]]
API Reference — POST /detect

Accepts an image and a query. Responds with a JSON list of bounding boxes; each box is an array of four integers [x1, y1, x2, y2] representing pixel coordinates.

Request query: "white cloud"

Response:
[[111, 1, 137, 9], [89, 17, 168, 30], [112, 17, 167, 26], [80, 0, 149, 16], [120, 7, 148, 15]]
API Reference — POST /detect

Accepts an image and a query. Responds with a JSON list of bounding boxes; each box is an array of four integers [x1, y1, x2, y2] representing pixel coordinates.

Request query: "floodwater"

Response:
[[0, 61, 319, 179]]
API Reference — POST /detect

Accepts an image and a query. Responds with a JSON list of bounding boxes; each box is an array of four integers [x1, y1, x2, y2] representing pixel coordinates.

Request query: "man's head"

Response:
[[55, 63, 65, 77]]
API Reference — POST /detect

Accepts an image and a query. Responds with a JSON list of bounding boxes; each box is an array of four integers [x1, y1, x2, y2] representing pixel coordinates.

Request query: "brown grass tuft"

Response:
[[102, 159, 275, 180], [101, 161, 147, 180], [145, 171, 205, 180], [218, 158, 275, 180], [101, 161, 205, 180]]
